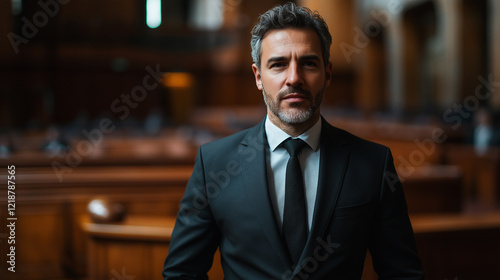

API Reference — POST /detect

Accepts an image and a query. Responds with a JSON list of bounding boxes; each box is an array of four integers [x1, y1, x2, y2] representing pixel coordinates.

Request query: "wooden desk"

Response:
[[82, 216, 224, 280], [82, 216, 175, 280]]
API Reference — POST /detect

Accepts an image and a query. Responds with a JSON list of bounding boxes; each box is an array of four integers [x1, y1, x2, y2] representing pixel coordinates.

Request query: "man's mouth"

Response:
[[282, 94, 309, 103]]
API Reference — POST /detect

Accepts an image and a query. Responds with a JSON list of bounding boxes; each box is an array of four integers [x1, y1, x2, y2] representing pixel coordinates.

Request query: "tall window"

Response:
[[146, 0, 162, 28], [189, 0, 224, 30]]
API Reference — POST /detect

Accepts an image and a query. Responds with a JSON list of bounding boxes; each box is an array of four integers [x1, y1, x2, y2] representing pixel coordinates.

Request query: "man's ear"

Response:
[[252, 63, 263, 91], [324, 61, 333, 88]]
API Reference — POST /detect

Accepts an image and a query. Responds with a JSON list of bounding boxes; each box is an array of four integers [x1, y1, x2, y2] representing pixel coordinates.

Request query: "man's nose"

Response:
[[285, 62, 304, 87]]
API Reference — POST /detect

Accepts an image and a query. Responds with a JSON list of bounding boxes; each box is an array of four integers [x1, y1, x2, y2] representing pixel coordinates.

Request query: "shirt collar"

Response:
[[265, 115, 321, 152]]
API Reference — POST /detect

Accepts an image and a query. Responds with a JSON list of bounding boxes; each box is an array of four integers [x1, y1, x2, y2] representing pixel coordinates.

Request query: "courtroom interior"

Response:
[[1, 0, 500, 279]]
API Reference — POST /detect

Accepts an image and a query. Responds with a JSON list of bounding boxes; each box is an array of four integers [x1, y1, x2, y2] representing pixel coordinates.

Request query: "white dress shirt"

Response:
[[265, 116, 321, 231]]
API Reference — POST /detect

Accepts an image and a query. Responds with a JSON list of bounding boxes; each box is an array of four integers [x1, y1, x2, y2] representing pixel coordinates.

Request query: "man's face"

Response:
[[252, 28, 332, 125]]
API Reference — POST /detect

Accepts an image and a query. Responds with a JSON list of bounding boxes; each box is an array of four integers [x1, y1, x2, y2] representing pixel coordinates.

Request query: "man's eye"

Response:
[[271, 63, 286, 68], [303, 61, 318, 67]]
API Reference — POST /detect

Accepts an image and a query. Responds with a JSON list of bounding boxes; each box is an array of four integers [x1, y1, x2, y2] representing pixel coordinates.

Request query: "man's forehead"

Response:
[[261, 28, 322, 57]]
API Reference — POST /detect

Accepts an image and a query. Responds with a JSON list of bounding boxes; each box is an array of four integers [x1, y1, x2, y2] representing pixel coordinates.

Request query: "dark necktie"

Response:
[[282, 138, 308, 264]]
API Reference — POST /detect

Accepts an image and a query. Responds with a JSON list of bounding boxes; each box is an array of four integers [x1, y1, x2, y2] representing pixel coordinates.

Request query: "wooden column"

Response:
[[436, 0, 462, 109], [387, 12, 405, 113]]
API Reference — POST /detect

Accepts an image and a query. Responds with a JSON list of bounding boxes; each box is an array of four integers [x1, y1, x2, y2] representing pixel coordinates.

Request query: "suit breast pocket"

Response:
[[333, 201, 372, 218]]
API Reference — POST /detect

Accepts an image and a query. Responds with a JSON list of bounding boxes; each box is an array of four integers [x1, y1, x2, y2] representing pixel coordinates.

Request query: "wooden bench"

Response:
[[0, 132, 198, 167]]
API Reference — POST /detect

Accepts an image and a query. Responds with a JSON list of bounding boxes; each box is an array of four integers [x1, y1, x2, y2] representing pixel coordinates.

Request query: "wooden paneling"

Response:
[[0, 202, 67, 280], [404, 165, 463, 214], [0, 166, 190, 280], [412, 213, 500, 279]]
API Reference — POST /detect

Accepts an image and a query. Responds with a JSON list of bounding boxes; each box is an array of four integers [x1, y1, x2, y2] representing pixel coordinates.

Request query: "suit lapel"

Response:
[[297, 118, 350, 270], [240, 120, 292, 268]]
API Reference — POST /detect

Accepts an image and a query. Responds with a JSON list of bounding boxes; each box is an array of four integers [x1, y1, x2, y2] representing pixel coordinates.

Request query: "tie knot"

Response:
[[283, 138, 306, 158]]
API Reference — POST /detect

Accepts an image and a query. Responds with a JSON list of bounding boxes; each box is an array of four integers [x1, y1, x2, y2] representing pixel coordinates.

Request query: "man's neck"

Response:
[[267, 111, 320, 137]]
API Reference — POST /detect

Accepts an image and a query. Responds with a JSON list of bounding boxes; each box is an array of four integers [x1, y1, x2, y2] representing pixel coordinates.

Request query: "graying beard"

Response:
[[261, 89, 314, 124]]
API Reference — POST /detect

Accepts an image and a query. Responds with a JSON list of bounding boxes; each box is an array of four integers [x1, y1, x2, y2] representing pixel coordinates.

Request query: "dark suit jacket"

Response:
[[163, 118, 424, 279]]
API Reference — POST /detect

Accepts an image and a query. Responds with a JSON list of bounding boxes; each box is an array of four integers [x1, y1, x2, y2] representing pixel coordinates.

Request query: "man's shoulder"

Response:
[[201, 121, 264, 152], [322, 119, 389, 154]]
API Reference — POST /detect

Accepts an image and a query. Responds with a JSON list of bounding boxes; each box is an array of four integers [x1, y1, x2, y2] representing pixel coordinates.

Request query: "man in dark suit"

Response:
[[163, 3, 424, 279]]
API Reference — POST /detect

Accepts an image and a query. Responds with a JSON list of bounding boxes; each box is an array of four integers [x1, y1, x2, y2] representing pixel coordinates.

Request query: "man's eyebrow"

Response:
[[266, 55, 321, 67], [300, 55, 321, 62], [266, 56, 287, 67]]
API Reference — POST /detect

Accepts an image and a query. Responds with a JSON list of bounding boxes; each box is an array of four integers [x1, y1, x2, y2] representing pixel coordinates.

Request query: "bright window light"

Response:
[[146, 0, 162, 29]]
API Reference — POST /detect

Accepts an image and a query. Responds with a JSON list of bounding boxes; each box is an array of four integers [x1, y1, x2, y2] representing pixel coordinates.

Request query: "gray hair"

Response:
[[250, 2, 332, 70]]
